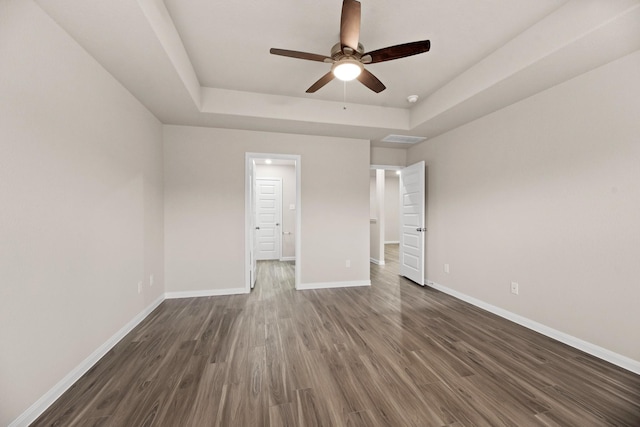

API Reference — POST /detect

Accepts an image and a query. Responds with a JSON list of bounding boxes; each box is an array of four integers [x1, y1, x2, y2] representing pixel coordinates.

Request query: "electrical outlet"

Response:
[[444, 263, 450, 274], [346, 259, 351, 268], [138, 281, 142, 294], [150, 274, 154, 287], [511, 281, 519, 295]]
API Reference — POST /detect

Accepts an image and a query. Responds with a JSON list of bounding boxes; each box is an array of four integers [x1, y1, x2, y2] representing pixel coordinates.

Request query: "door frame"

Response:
[[245, 153, 301, 292], [370, 165, 403, 266]]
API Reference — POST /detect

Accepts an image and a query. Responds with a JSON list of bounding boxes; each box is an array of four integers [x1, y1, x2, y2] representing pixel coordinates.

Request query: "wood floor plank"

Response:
[[295, 388, 329, 427], [153, 353, 208, 426], [182, 361, 226, 427], [269, 402, 297, 427], [30, 248, 640, 426], [113, 339, 196, 426], [345, 409, 377, 427]]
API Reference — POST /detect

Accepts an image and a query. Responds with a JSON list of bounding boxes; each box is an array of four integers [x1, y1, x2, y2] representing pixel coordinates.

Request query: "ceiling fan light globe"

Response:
[[332, 59, 363, 81]]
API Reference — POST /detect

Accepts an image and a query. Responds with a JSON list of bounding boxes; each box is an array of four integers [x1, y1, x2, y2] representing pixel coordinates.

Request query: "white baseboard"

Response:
[[164, 288, 249, 299], [11, 285, 250, 426], [9, 295, 165, 427], [426, 280, 640, 375], [297, 280, 371, 290], [370, 258, 385, 265], [279, 256, 295, 262], [385, 241, 400, 245]]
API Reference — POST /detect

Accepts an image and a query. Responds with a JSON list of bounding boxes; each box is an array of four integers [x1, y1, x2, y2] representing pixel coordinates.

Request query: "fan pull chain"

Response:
[[343, 81, 347, 110]]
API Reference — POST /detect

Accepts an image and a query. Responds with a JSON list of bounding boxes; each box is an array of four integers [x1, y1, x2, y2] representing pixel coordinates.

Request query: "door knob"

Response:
[[276, 223, 280, 226], [255, 227, 260, 230]]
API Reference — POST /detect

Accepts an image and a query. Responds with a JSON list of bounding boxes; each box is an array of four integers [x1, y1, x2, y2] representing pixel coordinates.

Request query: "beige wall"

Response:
[[164, 126, 370, 291], [255, 164, 296, 259], [371, 146, 407, 166], [5, 1, 637, 423], [0, 1, 164, 425], [408, 50, 640, 362]]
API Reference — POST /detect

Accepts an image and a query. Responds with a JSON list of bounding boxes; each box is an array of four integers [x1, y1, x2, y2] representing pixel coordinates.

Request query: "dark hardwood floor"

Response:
[[32, 245, 640, 426]]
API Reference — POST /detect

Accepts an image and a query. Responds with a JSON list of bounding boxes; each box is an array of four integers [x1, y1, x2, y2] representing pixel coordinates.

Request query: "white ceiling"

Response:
[[35, 0, 640, 146]]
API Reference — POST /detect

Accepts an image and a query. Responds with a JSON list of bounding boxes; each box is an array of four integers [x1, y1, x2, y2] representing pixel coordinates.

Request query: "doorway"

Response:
[[370, 166, 402, 269], [245, 153, 301, 292], [370, 162, 425, 284]]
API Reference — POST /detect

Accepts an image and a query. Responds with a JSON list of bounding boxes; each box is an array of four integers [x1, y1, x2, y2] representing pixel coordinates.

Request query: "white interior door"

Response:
[[256, 178, 282, 260], [250, 167, 257, 288], [399, 161, 425, 285]]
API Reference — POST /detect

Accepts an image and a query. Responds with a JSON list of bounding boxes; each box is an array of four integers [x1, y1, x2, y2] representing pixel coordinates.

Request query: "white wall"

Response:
[[408, 50, 640, 364], [384, 173, 400, 243], [369, 147, 403, 248], [164, 126, 370, 292], [255, 164, 296, 259], [369, 174, 380, 262], [0, 1, 164, 425], [369, 170, 386, 264], [370, 172, 399, 261]]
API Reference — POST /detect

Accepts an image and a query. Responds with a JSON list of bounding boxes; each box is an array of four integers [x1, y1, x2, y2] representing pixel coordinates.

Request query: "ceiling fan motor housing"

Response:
[[331, 42, 365, 60]]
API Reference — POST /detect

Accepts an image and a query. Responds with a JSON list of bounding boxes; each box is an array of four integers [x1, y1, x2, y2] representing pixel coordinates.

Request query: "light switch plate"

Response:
[[511, 282, 519, 295]]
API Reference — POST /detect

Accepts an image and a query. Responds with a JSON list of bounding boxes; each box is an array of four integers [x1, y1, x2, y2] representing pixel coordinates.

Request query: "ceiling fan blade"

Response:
[[357, 69, 386, 93], [340, 0, 361, 52], [306, 72, 335, 93], [270, 48, 333, 63], [365, 40, 431, 64]]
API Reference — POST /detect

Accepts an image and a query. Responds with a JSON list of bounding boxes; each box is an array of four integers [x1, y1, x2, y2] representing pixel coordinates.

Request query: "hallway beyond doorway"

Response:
[[254, 260, 296, 298]]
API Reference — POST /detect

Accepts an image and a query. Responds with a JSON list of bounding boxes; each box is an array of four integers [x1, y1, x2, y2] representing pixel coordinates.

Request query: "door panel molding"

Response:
[[399, 161, 425, 285], [255, 177, 282, 260]]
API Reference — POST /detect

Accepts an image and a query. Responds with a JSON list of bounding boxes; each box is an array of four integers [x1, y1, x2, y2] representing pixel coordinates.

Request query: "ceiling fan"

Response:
[[270, 0, 431, 94]]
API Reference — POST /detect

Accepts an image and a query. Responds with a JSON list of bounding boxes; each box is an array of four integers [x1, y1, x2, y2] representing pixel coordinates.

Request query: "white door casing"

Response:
[[399, 161, 425, 285], [255, 178, 282, 260]]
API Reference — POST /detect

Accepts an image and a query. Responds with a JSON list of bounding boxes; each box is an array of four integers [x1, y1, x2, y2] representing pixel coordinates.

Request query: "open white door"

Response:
[[250, 166, 257, 288], [399, 161, 425, 285], [247, 162, 258, 289]]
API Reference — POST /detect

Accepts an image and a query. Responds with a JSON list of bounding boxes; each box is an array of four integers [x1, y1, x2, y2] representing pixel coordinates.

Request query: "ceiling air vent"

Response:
[[381, 134, 427, 144]]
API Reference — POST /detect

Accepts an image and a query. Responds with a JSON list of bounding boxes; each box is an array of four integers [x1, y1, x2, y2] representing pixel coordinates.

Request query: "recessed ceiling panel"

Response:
[[163, 0, 566, 108]]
